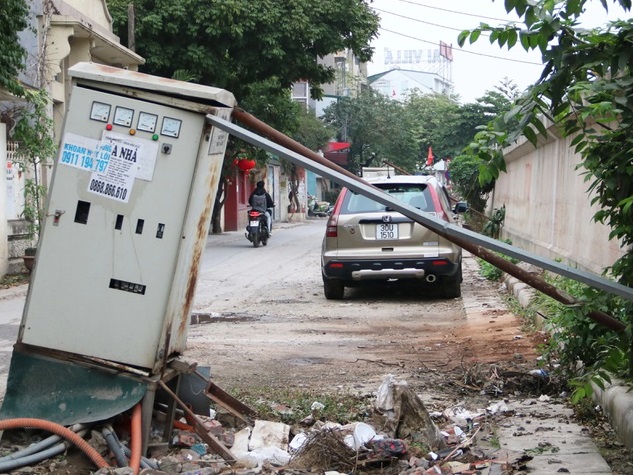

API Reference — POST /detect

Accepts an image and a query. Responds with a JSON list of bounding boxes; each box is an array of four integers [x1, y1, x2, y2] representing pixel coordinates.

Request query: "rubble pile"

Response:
[[95, 375, 532, 474]]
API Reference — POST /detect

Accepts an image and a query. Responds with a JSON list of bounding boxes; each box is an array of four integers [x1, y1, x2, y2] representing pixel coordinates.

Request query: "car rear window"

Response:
[[341, 183, 435, 214]]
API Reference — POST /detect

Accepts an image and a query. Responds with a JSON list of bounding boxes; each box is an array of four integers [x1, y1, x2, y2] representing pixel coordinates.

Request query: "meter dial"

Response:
[[113, 106, 134, 127], [137, 112, 158, 132], [90, 102, 111, 122], [161, 117, 182, 138]]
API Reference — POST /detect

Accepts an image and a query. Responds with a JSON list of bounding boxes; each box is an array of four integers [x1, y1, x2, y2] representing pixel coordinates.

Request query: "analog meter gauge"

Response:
[[114, 106, 134, 127], [161, 117, 182, 138], [137, 112, 158, 133], [90, 102, 111, 122]]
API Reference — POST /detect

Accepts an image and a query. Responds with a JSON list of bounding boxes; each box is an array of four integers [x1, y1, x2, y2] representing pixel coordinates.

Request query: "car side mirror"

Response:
[[453, 202, 469, 214]]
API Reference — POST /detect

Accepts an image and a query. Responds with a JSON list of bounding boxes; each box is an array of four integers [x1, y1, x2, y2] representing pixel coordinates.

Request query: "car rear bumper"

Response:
[[322, 257, 460, 282]]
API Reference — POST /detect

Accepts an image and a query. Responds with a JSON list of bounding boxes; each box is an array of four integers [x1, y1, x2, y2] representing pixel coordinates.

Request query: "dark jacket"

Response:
[[249, 188, 274, 211]]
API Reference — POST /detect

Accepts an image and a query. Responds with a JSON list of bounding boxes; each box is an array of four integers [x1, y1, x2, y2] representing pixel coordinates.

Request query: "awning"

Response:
[[325, 141, 351, 152]]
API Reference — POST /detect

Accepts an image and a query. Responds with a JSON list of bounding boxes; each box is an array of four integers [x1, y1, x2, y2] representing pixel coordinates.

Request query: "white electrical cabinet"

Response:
[[18, 63, 235, 373]]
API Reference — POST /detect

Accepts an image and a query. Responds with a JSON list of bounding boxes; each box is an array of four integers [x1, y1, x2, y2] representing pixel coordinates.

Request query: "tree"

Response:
[[458, 0, 632, 287], [322, 88, 419, 174], [1, 0, 28, 95], [448, 81, 519, 212], [458, 0, 632, 400], [106, 0, 379, 102], [107, 0, 380, 232]]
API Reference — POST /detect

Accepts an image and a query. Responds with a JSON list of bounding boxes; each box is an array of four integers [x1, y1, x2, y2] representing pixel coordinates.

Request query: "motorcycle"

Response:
[[245, 207, 271, 248], [307, 195, 332, 218]]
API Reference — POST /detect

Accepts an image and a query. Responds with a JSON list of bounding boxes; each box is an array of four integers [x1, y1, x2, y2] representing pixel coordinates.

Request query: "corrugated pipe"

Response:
[[105, 423, 159, 470], [0, 421, 94, 473], [0, 423, 86, 462], [129, 402, 142, 475], [0, 419, 108, 469], [103, 425, 128, 467]]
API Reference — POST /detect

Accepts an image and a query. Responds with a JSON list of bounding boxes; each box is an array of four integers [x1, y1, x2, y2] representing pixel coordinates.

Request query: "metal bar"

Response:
[[157, 380, 236, 463], [194, 372, 256, 425], [205, 110, 630, 332], [209, 110, 631, 302]]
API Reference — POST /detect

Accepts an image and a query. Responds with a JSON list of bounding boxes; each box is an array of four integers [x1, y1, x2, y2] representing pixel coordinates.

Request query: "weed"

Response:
[[225, 387, 372, 426], [0, 273, 30, 289], [530, 273, 632, 403], [476, 239, 518, 281]]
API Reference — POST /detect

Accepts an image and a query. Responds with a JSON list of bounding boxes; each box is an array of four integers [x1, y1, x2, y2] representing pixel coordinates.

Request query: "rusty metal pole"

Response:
[[231, 107, 627, 333]]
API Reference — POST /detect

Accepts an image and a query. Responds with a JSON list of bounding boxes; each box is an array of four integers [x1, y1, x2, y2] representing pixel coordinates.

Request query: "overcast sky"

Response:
[[366, 0, 626, 103]]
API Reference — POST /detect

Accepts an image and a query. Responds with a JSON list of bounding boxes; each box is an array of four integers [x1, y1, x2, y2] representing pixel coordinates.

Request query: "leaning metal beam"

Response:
[[205, 113, 632, 304]]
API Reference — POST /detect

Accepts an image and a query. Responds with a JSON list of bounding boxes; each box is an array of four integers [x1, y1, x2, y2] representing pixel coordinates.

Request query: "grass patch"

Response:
[[226, 386, 373, 426], [0, 273, 30, 289]]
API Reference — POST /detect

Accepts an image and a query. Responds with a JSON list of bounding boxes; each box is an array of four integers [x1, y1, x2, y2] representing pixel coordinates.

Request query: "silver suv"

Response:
[[321, 175, 466, 300]]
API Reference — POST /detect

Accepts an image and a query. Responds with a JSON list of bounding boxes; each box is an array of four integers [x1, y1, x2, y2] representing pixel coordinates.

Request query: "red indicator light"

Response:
[[329, 262, 344, 269], [106, 124, 113, 131]]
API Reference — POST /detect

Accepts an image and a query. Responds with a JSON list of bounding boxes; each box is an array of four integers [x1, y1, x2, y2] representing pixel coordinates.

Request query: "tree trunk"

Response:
[[211, 176, 227, 234]]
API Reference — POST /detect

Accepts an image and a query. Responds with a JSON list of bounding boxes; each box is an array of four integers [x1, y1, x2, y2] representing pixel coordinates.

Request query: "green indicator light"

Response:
[[152, 134, 159, 141]]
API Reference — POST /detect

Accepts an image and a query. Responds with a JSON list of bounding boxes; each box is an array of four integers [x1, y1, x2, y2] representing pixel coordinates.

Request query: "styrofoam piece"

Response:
[[249, 420, 290, 451]]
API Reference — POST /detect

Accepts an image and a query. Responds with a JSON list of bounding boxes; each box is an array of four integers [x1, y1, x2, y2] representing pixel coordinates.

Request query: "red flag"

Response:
[[426, 146, 433, 166]]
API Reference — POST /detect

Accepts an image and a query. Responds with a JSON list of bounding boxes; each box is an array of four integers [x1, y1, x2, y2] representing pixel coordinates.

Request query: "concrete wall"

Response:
[[0, 125, 9, 276], [491, 121, 626, 275]]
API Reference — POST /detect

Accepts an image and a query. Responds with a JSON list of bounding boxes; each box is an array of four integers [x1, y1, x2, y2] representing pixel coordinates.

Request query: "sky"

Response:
[[366, 0, 627, 103]]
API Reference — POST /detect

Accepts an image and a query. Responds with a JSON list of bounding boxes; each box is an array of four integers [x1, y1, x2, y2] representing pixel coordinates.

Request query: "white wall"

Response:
[[0, 124, 10, 276], [492, 122, 626, 276]]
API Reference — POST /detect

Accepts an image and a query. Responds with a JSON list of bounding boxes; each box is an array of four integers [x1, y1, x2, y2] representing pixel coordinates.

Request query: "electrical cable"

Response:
[[379, 27, 542, 65], [386, 0, 515, 23]]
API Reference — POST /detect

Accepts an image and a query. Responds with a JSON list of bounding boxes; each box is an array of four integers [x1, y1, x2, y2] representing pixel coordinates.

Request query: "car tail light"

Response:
[[432, 259, 449, 266], [325, 215, 338, 237]]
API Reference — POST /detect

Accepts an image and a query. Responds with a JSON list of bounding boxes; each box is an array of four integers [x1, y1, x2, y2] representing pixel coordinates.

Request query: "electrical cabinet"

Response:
[[18, 63, 235, 373]]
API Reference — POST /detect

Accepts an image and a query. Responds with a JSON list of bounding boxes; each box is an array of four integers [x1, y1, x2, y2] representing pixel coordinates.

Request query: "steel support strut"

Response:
[[206, 108, 631, 332]]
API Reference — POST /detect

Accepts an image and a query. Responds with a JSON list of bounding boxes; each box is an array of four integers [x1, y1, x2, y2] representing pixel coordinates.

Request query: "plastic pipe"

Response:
[[0, 418, 109, 469], [121, 445, 158, 470], [103, 426, 128, 467], [0, 428, 90, 472], [0, 423, 87, 462], [129, 403, 142, 475]]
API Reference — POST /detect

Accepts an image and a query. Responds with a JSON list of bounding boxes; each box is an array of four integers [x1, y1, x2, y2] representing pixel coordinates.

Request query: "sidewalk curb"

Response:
[[501, 270, 633, 449]]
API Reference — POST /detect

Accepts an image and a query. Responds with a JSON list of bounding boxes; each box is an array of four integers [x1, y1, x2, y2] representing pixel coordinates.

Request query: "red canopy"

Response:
[[325, 142, 351, 152]]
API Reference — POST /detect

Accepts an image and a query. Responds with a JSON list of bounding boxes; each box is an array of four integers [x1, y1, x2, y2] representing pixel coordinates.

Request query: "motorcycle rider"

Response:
[[248, 180, 274, 234]]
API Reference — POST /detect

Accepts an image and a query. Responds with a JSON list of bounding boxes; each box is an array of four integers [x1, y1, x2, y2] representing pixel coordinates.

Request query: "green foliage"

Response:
[[107, 0, 379, 102], [291, 107, 335, 152], [0, 0, 28, 96], [449, 154, 492, 212], [458, 0, 633, 287], [477, 238, 517, 281], [10, 90, 57, 238], [483, 205, 506, 239], [530, 273, 633, 402], [322, 88, 419, 174], [478, 259, 504, 281]]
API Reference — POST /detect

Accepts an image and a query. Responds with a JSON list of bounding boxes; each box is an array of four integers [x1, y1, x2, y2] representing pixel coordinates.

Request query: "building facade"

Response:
[[1, 0, 143, 275]]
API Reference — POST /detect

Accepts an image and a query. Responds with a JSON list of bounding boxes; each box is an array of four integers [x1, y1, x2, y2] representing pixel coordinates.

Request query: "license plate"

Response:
[[376, 223, 398, 240], [249, 220, 259, 227]]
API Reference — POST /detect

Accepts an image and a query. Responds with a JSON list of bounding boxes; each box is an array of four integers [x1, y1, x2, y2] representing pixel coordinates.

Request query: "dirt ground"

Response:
[[1, 222, 628, 474], [186, 252, 544, 401]]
